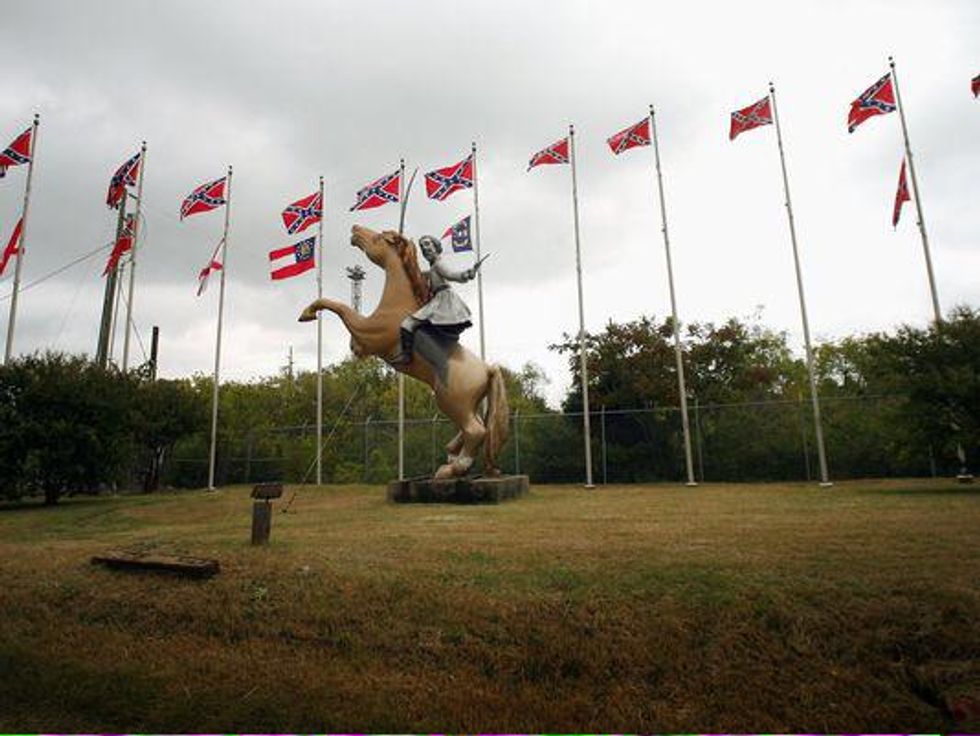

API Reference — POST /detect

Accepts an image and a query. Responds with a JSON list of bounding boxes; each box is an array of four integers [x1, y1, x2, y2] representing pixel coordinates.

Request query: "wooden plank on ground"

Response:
[[91, 551, 220, 579]]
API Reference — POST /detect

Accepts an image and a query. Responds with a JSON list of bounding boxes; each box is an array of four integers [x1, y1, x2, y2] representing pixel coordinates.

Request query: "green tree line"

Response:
[[1, 307, 975, 501]]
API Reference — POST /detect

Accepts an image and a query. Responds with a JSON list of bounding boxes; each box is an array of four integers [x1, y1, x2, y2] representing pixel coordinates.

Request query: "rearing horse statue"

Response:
[[299, 225, 509, 479]]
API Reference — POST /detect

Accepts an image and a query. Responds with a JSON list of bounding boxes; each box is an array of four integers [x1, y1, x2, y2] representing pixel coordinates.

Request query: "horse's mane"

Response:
[[391, 234, 432, 306]]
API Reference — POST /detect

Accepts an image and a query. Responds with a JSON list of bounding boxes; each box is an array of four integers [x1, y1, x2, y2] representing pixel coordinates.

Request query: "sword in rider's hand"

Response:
[[472, 253, 491, 271]]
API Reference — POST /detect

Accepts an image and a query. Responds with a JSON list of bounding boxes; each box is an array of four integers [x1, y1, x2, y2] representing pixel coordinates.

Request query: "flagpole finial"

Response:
[[768, 80, 775, 93], [228, 164, 233, 176], [33, 113, 39, 125], [569, 123, 575, 136], [888, 55, 895, 68], [649, 103, 655, 116], [471, 140, 477, 153]]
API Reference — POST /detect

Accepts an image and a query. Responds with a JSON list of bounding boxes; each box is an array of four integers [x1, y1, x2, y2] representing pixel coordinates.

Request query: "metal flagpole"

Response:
[[649, 105, 697, 487], [891, 58, 968, 479], [109, 262, 125, 363], [207, 165, 233, 491], [316, 176, 325, 485], [4, 113, 39, 364], [122, 141, 146, 371], [769, 83, 832, 487], [889, 57, 941, 324], [569, 124, 595, 489], [471, 141, 486, 360], [397, 158, 406, 481], [97, 195, 127, 367]]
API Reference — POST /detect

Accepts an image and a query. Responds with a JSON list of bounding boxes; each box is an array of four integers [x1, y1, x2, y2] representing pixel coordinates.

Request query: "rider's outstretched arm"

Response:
[[432, 260, 473, 283]]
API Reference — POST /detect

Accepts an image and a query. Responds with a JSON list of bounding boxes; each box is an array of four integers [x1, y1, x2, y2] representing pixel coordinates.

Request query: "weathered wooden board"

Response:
[[91, 551, 220, 578], [387, 474, 530, 504]]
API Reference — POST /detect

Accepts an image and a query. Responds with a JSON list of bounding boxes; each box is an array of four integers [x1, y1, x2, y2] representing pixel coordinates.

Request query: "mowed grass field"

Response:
[[0, 479, 978, 733]]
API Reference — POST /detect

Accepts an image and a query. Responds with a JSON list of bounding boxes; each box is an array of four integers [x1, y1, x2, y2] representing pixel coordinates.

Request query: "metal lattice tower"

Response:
[[346, 265, 366, 313]]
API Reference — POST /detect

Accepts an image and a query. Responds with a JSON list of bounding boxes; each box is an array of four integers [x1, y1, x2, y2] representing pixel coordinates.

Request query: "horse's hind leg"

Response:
[[435, 417, 485, 479], [454, 415, 486, 476], [445, 431, 464, 462]]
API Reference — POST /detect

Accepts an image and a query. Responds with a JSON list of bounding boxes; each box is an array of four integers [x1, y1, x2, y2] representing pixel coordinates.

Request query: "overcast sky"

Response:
[[1, 0, 977, 408]]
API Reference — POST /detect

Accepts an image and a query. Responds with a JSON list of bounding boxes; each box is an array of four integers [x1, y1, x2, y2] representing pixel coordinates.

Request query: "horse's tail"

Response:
[[483, 364, 510, 475]]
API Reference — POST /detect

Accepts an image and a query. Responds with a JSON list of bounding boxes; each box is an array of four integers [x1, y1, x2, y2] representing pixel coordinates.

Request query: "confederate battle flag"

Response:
[[0, 218, 23, 278], [848, 73, 896, 133], [180, 177, 227, 219], [106, 151, 142, 209], [350, 170, 400, 211], [425, 154, 474, 201], [0, 126, 33, 178], [528, 137, 569, 170], [607, 118, 651, 155], [729, 97, 772, 140], [281, 191, 322, 235], [103, 215, 135, 276], [892, 158, 911, 228]]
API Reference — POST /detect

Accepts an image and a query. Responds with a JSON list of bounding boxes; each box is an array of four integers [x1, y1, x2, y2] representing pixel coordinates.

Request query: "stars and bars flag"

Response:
[[729, 97, 772, 140], [350, 170, 400, 211], [972, 73, 980, 98], [196, 239, 224, 296], [281, 191, 322, 235], [848, 73, 896, 133], [441, 215, 472, 253], [528, 137, 569, 170], [424, 154, 474, 201], [103, 215, 136, 276], [180, 177, 227, 220], [0, 218, 23, 278], [106, 151, 142, 209], [0, 126, 32, 179], [892, 158, 911, 228], [608, 118, 651, 154], [270, 236, 316, 280]]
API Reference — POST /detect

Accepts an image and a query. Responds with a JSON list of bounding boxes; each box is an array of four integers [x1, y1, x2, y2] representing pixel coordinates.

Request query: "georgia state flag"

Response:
[[269, 236, 316, 281]]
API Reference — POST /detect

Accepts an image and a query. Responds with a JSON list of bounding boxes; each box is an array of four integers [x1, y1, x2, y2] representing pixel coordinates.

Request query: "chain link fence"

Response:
[[163, 394, 952, 487]]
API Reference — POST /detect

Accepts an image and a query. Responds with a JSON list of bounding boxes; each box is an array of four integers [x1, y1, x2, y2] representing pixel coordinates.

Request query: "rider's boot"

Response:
[[391, 327, 414, 366]]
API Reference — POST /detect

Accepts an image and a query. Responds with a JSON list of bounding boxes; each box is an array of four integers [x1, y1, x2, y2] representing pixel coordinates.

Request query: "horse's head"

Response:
[[351, 224, 431, 306], [351, 225, 402, 269]]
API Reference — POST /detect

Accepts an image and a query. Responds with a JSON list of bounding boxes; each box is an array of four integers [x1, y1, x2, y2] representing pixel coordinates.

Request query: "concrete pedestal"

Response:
[[387, 474, 529, 504]]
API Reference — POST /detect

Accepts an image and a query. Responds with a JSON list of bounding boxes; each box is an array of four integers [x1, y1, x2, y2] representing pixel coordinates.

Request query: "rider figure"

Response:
[[393, 235, 479, 365]]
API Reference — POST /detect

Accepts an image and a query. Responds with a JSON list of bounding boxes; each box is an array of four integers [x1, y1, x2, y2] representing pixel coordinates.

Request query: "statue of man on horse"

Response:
[[299, 225, 508, 479]]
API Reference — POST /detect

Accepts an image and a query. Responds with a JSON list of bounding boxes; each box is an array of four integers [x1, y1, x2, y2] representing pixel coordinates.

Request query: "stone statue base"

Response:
[[387, 474, 530, 504]]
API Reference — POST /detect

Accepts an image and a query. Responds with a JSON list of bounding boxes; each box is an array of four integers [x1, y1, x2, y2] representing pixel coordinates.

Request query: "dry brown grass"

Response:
[[0, 478, 978, 732]]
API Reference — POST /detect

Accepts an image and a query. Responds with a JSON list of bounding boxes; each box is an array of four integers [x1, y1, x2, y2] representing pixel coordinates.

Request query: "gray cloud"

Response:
[[1, 0, 977, 406]]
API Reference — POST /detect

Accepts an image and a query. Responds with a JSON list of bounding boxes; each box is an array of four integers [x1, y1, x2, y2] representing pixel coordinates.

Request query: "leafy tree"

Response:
[[134, 378, 209, 491], [0, 352, 138, 503]]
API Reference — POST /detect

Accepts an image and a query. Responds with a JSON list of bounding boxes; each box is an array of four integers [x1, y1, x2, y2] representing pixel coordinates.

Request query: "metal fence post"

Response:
[[514, 409, 521, 475], [431, 414, 438, 475], [601, 404, 607, 485], [363, 415, 372, 483], [693, 396, 705, 483], [244, 431, 253, 484], [798, 390, 812, 482]]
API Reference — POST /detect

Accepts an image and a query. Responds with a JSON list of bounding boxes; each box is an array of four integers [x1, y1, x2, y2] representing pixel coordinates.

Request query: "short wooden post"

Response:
[[250, 482, 283, 545]]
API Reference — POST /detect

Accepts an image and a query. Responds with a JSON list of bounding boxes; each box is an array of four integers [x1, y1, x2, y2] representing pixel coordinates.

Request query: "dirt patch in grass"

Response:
[[0, 479, 977, 731]]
